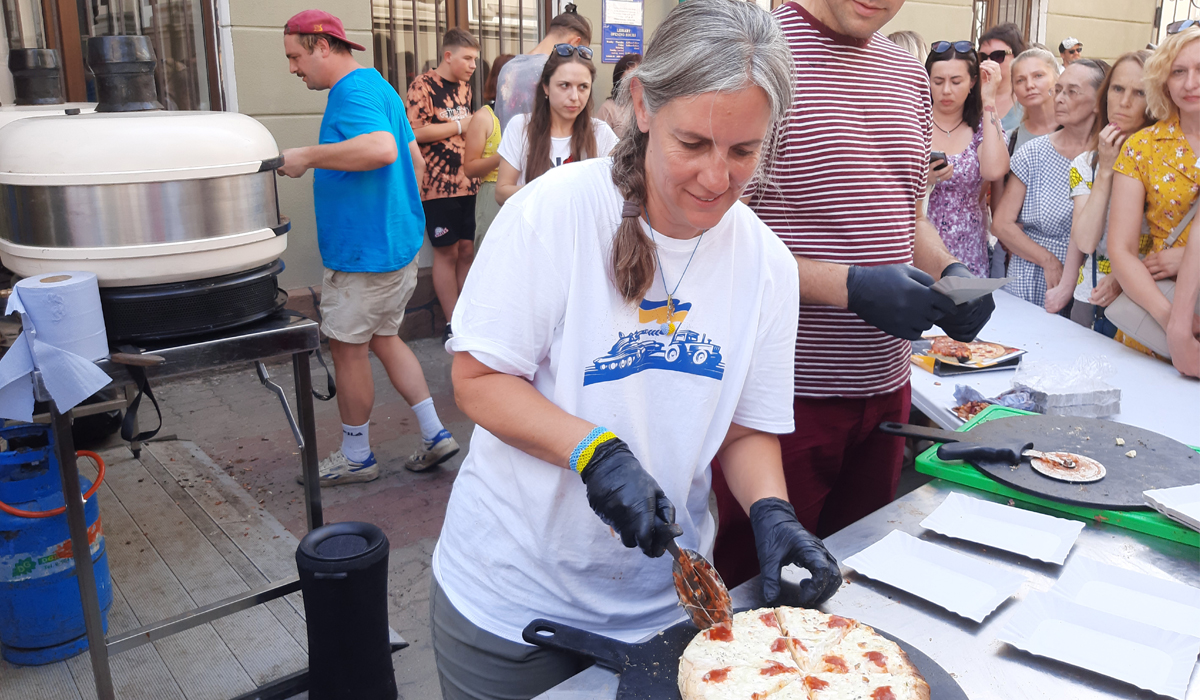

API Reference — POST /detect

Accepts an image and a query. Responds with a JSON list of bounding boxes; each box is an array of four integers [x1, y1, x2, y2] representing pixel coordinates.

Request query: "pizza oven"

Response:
[[0, 36, 289, 342]]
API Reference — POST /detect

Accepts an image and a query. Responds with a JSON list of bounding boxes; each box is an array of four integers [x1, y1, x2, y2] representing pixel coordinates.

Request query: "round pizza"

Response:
[[679, 608, 929, 700], [965, 341, 1008, 362]]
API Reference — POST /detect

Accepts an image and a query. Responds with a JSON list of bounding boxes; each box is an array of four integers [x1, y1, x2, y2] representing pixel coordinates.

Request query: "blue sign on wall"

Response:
[[601, 0, 644, 63]]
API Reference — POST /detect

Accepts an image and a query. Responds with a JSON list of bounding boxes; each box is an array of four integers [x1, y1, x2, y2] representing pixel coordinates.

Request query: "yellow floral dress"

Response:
[[1110, 116, 1198, 355]]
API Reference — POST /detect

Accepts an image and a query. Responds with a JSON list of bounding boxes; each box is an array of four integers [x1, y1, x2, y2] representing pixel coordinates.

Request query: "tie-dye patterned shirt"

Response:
[[406, 70, 479, 200]]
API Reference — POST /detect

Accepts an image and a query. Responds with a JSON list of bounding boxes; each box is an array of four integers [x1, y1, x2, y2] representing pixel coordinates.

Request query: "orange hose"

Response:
[[0, 451, 106, 519]]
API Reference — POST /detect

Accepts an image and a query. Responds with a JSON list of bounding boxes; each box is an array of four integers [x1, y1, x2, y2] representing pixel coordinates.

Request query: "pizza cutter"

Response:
[[938, 442, 1079, 469], [879, 422, 1072, 468], [665, 538, 732, 629]]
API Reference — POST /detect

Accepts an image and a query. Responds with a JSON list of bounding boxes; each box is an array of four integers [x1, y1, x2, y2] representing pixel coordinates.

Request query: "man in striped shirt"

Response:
[[712, 0, 996, 588]]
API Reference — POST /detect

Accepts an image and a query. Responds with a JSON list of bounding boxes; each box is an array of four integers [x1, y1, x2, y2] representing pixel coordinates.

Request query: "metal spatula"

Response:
[[665, 539, 732, 629]]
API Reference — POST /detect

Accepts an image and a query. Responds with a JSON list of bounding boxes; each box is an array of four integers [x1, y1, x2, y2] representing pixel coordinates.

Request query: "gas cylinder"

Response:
[[0, 424, 112, 665]]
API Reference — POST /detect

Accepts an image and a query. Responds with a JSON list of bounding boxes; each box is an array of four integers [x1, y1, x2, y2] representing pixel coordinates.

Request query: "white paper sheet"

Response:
[[842, 530, 1026, 623], [1050, 556, 1200, 639], [931, 275, 1011, 304], [999, 591, 1200, 700], [604, 0, 642, 25], [919, 492, 1084, 565], [1145, 483, 1200, 532]]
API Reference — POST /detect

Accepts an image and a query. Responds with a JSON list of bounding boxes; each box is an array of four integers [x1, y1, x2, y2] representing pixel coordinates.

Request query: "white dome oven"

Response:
[[0, 36, 290, 343]]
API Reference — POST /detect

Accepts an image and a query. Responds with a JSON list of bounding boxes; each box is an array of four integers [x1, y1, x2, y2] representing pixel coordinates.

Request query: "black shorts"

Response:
[[423, 195, 477, 248]]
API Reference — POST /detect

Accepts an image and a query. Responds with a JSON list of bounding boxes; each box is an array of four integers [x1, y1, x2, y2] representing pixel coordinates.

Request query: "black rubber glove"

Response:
[[750, 497, 842, 607], [936, 262, 997, 342], [846, 264, 958, 340], [579, 438, 682, 558]]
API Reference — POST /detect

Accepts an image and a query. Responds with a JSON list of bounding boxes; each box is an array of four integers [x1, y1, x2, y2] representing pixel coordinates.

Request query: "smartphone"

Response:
[[930, 151, 949, 171]]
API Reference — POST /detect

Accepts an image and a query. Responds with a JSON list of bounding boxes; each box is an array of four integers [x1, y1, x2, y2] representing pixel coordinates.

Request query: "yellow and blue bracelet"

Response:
[[570, 427, 617, 475]]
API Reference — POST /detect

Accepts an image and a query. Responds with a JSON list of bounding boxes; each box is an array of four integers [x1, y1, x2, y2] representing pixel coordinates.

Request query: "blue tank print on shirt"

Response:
[[583, 297, 725, 386]]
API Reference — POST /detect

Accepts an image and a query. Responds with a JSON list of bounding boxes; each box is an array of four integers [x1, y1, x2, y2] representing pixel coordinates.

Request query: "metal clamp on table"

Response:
[[33, 312, 324, 700]]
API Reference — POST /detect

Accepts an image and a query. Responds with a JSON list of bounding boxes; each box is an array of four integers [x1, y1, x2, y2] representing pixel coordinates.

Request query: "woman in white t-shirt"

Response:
[[1045, 51, 1153, 334], [431, 2, 841, 698], [494, 44, 619, 204]]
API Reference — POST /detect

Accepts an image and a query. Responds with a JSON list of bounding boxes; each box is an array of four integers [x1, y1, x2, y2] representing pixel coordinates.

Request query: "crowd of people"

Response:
[[890, 22, 1200, 378], [275, 2, 1199, 699]]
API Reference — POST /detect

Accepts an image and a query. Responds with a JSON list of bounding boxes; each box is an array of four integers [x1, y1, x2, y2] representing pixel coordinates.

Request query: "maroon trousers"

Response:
[[711, 384, 911, 589]]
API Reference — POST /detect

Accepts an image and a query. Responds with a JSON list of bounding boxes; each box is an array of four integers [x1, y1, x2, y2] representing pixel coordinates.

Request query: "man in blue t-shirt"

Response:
[[279, 10, 459, 485]]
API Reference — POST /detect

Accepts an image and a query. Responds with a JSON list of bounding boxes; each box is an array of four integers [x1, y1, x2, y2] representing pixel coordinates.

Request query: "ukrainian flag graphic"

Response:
[[638, 298, 692, 325]]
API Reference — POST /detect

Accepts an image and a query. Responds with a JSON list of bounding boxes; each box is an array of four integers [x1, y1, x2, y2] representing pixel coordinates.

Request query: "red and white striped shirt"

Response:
[[751, 2, 932, 398]]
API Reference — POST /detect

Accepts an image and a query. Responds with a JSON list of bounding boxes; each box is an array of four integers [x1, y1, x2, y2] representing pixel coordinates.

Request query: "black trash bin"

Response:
[[296, 521, 397, 700]]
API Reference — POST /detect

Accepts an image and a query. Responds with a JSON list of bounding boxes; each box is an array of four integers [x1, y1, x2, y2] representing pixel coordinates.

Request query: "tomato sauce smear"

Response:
[[703, 667, 730, 683], [872, 686, 897, 700], [827, 615, 853, 628], [760, 660, 797, 676], [865, 650, 888, 670], [805, 676, 830, 690]]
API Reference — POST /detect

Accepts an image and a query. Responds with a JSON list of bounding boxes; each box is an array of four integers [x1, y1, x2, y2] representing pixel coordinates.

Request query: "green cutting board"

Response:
[[914, 405, 1200, 547]]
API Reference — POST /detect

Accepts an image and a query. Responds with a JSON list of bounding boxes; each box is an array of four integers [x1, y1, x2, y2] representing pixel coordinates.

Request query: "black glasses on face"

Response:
[[979, 48, 1012, 63], [1168, 19, 1200, 35], [931, 40, 975, 55], [553, 43, 593, 60], [1064, 47, 1082, 55]]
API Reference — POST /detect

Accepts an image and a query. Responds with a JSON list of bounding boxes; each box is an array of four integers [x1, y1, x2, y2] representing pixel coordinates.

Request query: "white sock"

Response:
[[411, 397, 445, 442], [341, 421, 372, 462]]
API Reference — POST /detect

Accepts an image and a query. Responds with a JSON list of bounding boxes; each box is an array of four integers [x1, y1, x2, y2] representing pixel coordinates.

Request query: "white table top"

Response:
[[911, 290, 1200, 446]]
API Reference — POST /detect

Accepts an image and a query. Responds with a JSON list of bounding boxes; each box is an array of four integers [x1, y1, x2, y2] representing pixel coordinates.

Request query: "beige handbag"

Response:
[[1105, 201, 1200, 358]]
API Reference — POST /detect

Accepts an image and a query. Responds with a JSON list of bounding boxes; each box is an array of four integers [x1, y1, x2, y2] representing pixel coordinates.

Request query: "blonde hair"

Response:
[[1144, 26, 1200, 121], [887, 31, 928, 63], [1011, 47, 1061, 78]]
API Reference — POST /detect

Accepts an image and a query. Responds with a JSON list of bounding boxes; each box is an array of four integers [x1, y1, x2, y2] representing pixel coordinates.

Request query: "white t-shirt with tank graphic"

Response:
[[434, 157, 799, 645]]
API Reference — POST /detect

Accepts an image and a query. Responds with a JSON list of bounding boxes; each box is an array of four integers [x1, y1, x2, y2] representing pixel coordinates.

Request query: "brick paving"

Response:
[[146, 336, 469, 699]]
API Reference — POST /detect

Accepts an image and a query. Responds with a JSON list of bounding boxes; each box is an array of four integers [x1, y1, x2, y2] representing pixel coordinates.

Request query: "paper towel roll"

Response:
[[0, 270, 111, 421], [12, 272, 108, 361]]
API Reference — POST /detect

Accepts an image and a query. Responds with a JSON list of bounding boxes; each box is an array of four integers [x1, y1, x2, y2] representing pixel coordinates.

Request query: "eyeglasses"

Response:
[[931, 41, 975, 55], [1168, 19, 1200, 35], [979, 48, 1013, 64], [1064, 47, 1083, 55], [553, 43, 593, 60]]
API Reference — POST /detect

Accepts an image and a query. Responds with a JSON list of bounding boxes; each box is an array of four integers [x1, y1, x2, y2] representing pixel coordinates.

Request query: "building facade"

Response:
[[0, 0, 1179, 296]]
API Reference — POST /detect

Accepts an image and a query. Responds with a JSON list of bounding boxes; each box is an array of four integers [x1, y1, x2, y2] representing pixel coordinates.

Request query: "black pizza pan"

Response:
[[522, 616, 967, 700], [878, 415, 1199, 511]]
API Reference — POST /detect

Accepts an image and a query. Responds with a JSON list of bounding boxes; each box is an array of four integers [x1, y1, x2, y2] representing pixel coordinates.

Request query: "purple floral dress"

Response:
[[928, 126, 1000, 277]]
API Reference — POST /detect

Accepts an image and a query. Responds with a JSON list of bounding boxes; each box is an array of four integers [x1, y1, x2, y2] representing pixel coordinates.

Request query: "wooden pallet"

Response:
[[0, 441, 308, 699]]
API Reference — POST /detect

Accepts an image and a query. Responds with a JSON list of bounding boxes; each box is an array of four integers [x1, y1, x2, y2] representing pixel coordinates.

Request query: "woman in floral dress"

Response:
[[1109, 25, 1200, 358], [925, 41, 1010, 277]]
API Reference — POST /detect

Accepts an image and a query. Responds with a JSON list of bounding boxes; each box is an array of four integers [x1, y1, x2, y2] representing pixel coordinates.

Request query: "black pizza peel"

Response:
[[879, 415, 1199, 510], [522, 616, 967, 700]]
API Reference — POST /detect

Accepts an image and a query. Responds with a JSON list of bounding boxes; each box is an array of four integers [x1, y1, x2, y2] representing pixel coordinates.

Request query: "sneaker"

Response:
[[297, 450, 379, 485], [405, 430, 460, 472]]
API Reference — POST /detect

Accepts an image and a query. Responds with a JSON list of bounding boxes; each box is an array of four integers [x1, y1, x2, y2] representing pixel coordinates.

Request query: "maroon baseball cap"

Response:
[[284, 10, 366, 51]]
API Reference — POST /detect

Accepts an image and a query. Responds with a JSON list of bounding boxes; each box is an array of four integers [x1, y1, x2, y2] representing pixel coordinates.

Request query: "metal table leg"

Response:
[[293, 351, 323, 530], [51, 402, 115, 700]]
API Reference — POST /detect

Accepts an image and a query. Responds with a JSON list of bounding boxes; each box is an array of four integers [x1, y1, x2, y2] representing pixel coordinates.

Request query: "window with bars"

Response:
[[972, 0, 1034, 43], [1, 0, 219, 109], [373, 0, 543, 107]]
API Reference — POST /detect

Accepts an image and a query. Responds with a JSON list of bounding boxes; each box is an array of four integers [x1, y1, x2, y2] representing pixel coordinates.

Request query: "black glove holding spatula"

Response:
[[750, 498, 842, 607], [578, 436, 682, 557]]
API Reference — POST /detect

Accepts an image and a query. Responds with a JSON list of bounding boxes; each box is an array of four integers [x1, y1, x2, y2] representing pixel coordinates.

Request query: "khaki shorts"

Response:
[[320, 261, 418, 344]]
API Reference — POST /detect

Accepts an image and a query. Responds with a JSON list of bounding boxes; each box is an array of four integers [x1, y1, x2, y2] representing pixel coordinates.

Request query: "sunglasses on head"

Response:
[[1168, 18, 1200, 34], [979, 48, 1013, 63], [553, 43, 593, 60], [931, 40, 975, 55]]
